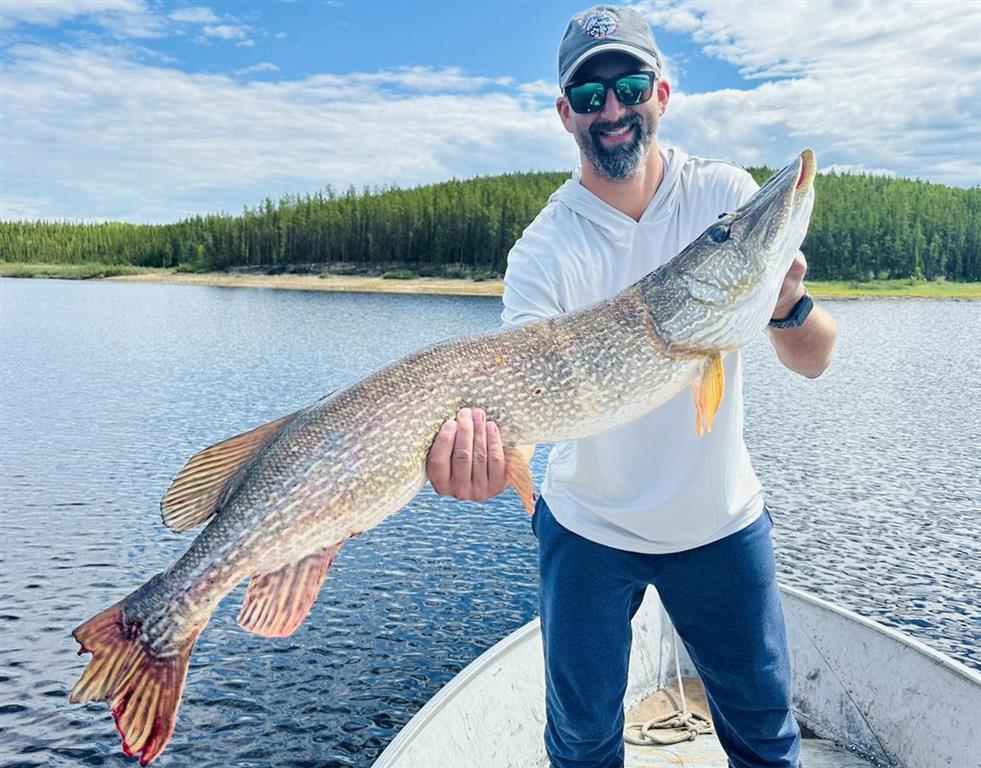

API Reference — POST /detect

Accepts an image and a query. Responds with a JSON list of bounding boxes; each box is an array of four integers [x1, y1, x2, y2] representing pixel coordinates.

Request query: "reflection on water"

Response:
[[1, 279, 978, 767]]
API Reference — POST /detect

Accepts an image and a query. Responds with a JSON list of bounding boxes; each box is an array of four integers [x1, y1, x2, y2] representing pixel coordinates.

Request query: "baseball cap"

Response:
[[558, 5, 662, 88]]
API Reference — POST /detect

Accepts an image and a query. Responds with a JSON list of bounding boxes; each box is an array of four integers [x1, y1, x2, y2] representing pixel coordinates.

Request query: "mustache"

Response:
[[588, 113, 642, 138]]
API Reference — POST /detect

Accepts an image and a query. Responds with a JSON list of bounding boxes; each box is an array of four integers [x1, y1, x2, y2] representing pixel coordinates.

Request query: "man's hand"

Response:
[[771, 250, 807, 321], [427, 408, 510, 501], [767, 250, 838, 378]]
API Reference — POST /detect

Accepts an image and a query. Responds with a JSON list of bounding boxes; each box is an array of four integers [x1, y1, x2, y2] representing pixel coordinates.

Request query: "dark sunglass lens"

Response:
[[568, 82, 606, 113], [615, 74, 653, 105]]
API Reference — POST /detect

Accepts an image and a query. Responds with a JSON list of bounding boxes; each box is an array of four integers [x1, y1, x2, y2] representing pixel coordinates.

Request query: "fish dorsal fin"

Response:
[[160, 411, 301, 532], [237, 543, 342, 638]]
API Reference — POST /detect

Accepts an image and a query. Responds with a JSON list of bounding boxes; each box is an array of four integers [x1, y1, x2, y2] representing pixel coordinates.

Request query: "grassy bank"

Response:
[[3, 263, 979, 299], [0, 262, 161, 279], [805, 279, 981, 299]]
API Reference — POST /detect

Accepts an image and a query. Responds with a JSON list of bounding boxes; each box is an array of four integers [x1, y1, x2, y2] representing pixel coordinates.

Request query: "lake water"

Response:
[[0, 278, 978, 767]]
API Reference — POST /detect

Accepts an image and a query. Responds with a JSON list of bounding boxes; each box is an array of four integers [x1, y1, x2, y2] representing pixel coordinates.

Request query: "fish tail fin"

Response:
[[69, 596, 204, 765]]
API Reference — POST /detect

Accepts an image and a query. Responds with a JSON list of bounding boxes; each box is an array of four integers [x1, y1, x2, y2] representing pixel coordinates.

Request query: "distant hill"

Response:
[[2, 169, 979, 282]]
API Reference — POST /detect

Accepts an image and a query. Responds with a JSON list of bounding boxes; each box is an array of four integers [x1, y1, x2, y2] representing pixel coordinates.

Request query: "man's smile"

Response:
[[590, 116, 640, 147], [597, 124, 635, 144]]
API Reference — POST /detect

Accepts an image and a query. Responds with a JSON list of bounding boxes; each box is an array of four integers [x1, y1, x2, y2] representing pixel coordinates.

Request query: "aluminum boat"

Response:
[[374, 584, 980, 768]]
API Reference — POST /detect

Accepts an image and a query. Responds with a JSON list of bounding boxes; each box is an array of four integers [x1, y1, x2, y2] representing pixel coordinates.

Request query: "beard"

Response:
[[578, 110, 658, 181]]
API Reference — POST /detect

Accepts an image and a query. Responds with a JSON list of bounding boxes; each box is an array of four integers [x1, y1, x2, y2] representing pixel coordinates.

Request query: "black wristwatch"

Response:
[[768, 293, 813, 329]]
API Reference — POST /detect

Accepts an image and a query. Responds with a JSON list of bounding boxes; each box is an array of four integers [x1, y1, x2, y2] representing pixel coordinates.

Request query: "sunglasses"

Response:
[[564, 72, 657, 114]]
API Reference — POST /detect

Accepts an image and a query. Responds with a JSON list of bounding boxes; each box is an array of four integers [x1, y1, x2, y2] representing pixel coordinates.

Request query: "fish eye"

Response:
[[707, 223, 730, 243]]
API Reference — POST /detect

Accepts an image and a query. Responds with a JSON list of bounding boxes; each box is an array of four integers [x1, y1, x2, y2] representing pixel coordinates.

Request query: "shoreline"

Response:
[[106, 271, 505, 297], [105, 271, 981, 300], [2, 267, 980, 299]]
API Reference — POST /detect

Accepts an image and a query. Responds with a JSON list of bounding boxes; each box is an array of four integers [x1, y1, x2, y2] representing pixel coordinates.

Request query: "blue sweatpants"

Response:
[[532, 497, 801, 768]]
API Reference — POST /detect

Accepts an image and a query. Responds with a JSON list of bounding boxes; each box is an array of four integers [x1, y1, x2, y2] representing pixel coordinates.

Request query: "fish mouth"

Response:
[[758, 149, 815, 251], [787, 148, 816, 242], [796, 148, 816, 193]]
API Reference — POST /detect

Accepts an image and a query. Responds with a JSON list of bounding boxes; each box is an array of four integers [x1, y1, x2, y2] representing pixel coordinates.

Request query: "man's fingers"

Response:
[[486, 420, 508, 495], [470, 409, 489, 498], [450, 408, 475, 499], [785, 253, 806, 292], [426, 419, 456, 493], [773, 251, 808, 319], [430, 409, 508, 502], [793, 250, 808, 279]]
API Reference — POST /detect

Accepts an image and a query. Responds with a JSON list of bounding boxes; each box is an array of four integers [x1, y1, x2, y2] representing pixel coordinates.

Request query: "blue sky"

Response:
[[2, 0, 979, 222], [16, 2, 747, 90]]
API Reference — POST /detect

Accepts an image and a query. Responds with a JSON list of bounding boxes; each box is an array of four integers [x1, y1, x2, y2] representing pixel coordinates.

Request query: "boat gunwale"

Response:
[[373, 619, 543, 767], [780, 583, 981, 686]]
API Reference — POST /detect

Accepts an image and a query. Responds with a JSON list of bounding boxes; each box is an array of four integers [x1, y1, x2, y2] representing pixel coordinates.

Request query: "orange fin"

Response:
[[160, 411, 301, 532], [69, 600, 203, 766], [237, 543, 342, 638], [691, 353, 725, 438], [504, 445, 536, 515]]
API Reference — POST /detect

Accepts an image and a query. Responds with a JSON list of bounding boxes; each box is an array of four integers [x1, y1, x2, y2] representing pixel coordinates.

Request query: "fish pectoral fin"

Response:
[[237, 543, 342, 638], [691, 353, 725, 438], [160, 410, 302, 532], [504, 445, 536, 516]]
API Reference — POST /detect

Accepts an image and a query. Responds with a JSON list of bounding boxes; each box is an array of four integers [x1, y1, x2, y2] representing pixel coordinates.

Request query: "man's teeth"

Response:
[[603, 125, 632, 136]]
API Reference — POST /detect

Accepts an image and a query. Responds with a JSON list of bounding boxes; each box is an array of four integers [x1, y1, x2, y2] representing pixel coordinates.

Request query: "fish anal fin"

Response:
[[160, 411, 301, 532], [69, 599, 204, 765], [237, 543, 342, 638], [504, 445, 536, 516], [691, 353, 726, 438]]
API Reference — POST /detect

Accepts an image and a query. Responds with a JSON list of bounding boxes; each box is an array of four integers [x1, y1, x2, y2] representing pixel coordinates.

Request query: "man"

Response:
[[427, 6, 838, 768]]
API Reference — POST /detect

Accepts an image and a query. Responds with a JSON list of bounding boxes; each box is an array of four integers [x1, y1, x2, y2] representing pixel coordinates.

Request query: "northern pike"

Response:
[[69, 150, 817, 764]]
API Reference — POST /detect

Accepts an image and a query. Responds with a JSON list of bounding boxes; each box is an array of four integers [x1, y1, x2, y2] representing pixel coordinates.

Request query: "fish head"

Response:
[[644, 149, 816, 356]]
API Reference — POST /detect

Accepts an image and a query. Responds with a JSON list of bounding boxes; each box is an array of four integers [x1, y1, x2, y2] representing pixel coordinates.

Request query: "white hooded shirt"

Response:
[[501, 147, 764, 553]]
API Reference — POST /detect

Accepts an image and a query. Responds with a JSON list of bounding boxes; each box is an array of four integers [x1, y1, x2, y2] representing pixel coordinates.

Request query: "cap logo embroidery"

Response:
[[578, 9, 619, 39]]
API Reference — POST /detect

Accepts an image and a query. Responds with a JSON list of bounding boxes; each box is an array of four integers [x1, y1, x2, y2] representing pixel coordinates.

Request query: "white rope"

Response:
[[624, 626, 714, 747], [673, 626, 687, 713]]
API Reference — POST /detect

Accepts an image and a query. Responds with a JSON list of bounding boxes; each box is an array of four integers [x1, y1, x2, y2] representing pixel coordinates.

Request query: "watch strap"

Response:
[[768, 293, 813, 329]]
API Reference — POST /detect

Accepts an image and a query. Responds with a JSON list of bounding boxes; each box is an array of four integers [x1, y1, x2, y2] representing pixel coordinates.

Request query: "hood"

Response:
[[548, 147, 688, 238]]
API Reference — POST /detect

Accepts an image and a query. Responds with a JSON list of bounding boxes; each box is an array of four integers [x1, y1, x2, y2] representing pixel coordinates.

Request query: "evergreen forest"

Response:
[[2, 169, 978, 281]]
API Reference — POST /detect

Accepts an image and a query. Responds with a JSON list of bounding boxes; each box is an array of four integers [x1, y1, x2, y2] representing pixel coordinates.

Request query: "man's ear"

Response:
[[556, 96, 575, 134], [656, 80, 671, 116]]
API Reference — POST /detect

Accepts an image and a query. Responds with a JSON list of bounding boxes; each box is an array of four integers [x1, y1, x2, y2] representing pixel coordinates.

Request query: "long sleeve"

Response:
[[501, 228, 566, 328]]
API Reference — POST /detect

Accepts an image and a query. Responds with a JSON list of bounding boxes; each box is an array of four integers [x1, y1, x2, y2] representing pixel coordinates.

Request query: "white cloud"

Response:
[[302, 66, 513, 94], [0, 0, 166, 37], [519, 80, 560, 99], [637, 0, 981, 186], [0, 0, 146, 26], [168, 7, 220, 24], [824, 164, 899, 179], [1, 46, 570, 222], [2, 1, 257, 42], [0, 194, 53, 220], [202, 23, 249, 40], [234, 62, 280, 76], [3, 1, 978, 222]]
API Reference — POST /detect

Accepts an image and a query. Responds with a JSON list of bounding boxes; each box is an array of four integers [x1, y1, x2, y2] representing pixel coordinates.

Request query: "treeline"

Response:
[[791, 171, 980, 281], [2, 169, 979, 281]]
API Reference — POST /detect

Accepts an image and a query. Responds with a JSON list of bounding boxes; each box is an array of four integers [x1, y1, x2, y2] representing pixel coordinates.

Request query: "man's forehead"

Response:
[[574, 51, 654, 80]]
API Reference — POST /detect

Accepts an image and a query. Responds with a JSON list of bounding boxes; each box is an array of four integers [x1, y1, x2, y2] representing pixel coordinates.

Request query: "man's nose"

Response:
[[597, 86, 627, 121]]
